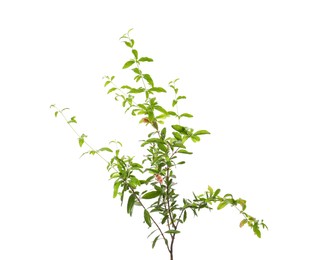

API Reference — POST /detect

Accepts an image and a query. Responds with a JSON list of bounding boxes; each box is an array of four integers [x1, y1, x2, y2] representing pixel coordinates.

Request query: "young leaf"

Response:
[[217, 201, 228, 210], [132, 68, 141, 74], [124, 41, 132, 48], [139, 57, 153, 62], [99, 147, 113, 153], [177, 95, 186, 100], [177, 149, 193, 154], [173, 132, 182, 140], [132, 49, 138, 59], [191, 135, 201, 142], [208, 185, 214, 196], [78, 134, 87, 147], [129, 87, 145, 94], [194, 130, 211, 135], [214, 189, 221, 197], [253, 224, 261, 238], [172, 99, 178, 107], [149, 87, 166, 93], [123, 60, 135, 69], [127, 193, 136, 216], [142, 191, 161, 199], [240, 219, 248, 228], [107, 87, 117, 94], [143, 74, 154, 87], [68, 116, 77, 124], [180, 113, 193, 118], [144, 209, 152, 227]]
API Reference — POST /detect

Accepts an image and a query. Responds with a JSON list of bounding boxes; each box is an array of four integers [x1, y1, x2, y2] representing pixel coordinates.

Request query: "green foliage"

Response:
[[51, 29, 267, 260]]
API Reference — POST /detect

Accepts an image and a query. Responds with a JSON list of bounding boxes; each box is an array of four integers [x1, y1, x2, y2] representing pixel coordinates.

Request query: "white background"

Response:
[[1, 1, 321, 259]]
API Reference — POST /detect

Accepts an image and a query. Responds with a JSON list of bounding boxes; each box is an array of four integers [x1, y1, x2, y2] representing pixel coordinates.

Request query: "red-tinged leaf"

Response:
[[240, 219, 247, 228]]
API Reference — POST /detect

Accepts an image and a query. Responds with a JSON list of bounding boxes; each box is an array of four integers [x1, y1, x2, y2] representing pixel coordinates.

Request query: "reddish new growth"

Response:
[[155, 174, 163, 184], [140, 117, 150, 124]]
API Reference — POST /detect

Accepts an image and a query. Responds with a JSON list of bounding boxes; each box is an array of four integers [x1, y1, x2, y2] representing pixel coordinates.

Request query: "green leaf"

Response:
[[194, 130, 211, 135], [191, 135, 201, 142], [121, 85, 132, 90], [160, 127, 167, 139], [152, 235, 159, 248], [99, 147, 113, 153], [154, 106, 168, 115], [173, 142, 186, 148], [214, 189, 221, 197], [172, 99, 178, 107], [107, 87, 117, 94], [253, 224, 261, 238], [158, 143, 168, 153], [180, 113, 193, 118], [132, 49, 138, 59], [143, 74, 154, 87], [217, 201, 228, 210], [132, 68, 141, 74], [177, 96, 186, 100], [139, 57, 153, 62], [68, 116, 77, 124], [183, 210, 187, 222], [127, 193, 136, 216], [208, 185, 214, 196], [104, 80, 111, 87], [142, 191, 161, 199], [141, 138, 164, 147], [144, 209, 152, 227], [113, 181, 121, 198], [78, 134, 87, 147], [123, 60, 135, 69], [129, 87, 145, 94], [172, 132, 182, 140], [177, 149, 193, 154], [150, 87, 166, 93], [124, 41, 132, 48], [239, 219, 248, 228], [172, 125, 184, 133], [54, 111, 58, 117], [165, 230, 180, 234], [168, 111, 177, 116], [129, 176, 140, 188]]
